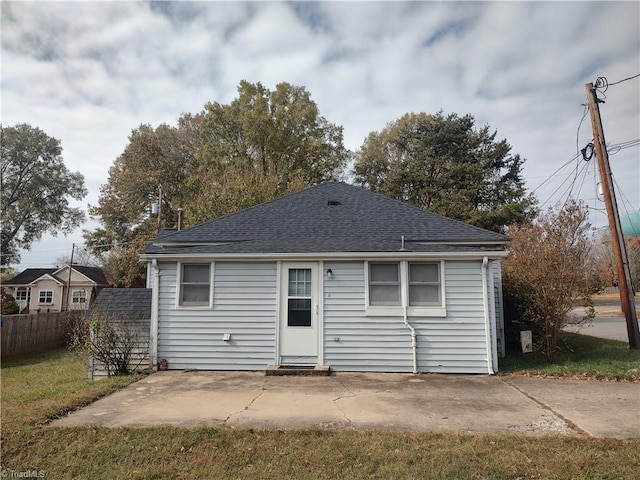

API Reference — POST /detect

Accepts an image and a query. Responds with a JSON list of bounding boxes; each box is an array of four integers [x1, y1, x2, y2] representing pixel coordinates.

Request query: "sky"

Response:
[[2, 1, 639, 270]]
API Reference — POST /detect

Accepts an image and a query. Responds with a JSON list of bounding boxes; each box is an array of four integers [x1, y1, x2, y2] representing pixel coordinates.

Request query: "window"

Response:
[[72, 290, 87, 304], [287, 268, 312, 327], [179, 264, 211, 306], [366, 261, 445, 316], [409, 263, 441, 305], [39, 290, 53, 304], [369, 263, 401, 305], [15, 289, 28, 301]]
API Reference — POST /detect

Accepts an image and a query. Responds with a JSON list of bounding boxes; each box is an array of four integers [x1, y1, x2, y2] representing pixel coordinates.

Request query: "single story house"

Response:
[[141, 182, 507, 374], [2, 266, 111, 313]]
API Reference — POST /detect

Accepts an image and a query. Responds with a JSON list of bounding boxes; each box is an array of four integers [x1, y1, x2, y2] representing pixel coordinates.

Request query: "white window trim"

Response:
[[365, 260, 446, 317], [174, 261, 214, 309], [39, 290, 54, 305], [72, 289, 87, 303], [15, 288, 28, 301]]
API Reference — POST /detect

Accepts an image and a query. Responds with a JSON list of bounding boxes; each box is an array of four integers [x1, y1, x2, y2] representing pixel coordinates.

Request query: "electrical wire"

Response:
[[608, 73, 640, 86], [531, 154, 579, 194]]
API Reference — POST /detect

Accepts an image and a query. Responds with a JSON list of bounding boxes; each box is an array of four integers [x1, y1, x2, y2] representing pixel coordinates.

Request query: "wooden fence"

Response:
[[1, 311, 82, 359]]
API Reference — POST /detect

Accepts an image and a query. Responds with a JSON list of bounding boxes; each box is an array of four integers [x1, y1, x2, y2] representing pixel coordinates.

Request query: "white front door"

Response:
[[279, 262, 319, 363]]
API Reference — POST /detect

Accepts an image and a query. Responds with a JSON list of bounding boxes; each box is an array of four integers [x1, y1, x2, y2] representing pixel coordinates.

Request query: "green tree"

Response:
[[502, 201, 596, 360], [353, 112, 536, 232], [85, 81, 349, 286], [84, 114, 201, 286], [1, 124, 86, 265], [185, 81, 348, 223]]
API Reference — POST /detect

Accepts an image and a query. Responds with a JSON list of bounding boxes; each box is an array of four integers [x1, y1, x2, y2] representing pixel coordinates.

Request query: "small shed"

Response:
[[86, 288, 151, 379]]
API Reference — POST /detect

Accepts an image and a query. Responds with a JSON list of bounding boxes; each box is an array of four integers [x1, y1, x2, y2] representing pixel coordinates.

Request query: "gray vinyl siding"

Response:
[[157, 261, 277, 370], [323, 261, 491, 374], [492, 260, 505, 358]]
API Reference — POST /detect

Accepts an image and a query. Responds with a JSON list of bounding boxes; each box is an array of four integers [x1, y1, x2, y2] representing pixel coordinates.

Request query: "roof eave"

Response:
[[140, 250, 508, 261]]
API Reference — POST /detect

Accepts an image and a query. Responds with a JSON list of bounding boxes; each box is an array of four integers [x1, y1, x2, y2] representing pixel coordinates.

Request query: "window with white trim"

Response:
[[179, 263, 211, 306], [408, 263, 441, 305], [15, 288, 28, 301], [368, 263, 401, 305], [39, 290, 53, 304], [72, 290, 87, 304], [366, 261, 445, 316]]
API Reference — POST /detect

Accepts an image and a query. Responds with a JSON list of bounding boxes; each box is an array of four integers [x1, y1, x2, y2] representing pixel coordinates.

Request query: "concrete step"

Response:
[[265, 365, 331, 376]]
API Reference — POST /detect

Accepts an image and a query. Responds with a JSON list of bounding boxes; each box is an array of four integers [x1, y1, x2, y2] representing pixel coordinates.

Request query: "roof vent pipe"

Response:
[[177, 208, 184, 231], [400, 235, 407, 251]]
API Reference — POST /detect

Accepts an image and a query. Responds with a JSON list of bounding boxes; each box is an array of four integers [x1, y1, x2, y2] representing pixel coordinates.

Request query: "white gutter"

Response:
[[140, 251, 508, 261], [150, 259, 160, 370], [481, 256, 494, 374]]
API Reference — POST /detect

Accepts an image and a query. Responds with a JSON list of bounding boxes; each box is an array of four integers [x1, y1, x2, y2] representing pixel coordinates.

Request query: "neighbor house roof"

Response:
[[143, 182, 508, 256], [85, 288, 152, 320], [4, 266, 111, 286], [64, 265, 111, 285], [3, 268, 57, 285]]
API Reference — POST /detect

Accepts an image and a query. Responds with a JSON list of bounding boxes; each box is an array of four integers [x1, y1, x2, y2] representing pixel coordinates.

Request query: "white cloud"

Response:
[[2, 0, 638, 269]]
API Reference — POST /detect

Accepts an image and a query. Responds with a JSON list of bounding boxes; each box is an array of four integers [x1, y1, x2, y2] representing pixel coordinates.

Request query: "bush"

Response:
[[1, 290, 20, 315], [503, 201, 595, 360], [70, 315, 149, 376]]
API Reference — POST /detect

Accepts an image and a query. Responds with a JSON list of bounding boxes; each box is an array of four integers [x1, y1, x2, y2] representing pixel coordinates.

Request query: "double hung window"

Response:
[[179, 264, 211, 306], [367, 261, 444, 316]]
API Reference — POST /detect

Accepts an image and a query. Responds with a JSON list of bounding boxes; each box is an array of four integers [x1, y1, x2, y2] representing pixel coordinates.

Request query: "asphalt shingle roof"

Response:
[[85, 288, 152, 320], [72, 266, 110, 285], [3, 266, 111, 286], [144, 182, 507, 256], [3, 268, 57, 285]]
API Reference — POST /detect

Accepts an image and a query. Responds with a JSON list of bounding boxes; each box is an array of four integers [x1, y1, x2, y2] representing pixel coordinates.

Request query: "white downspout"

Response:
[[150, 259, 160, 370], [401, 263, 418, 374], [404, 306, 418, 374], [481, 256, 494, 374]]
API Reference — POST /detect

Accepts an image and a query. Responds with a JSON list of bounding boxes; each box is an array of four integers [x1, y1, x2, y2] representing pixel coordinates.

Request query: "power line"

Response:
[[608, 73, 640, 86]]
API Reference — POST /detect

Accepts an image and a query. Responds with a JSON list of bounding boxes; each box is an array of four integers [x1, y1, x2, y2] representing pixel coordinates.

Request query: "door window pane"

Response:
[[288, 269, 311, 298], [288, 269, 312, 326], [288, 298, 311, 327]]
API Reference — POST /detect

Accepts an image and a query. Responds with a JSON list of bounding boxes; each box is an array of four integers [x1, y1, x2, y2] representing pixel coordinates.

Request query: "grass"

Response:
[[1, 348, 639, 479], [499, 332, 640, 382]]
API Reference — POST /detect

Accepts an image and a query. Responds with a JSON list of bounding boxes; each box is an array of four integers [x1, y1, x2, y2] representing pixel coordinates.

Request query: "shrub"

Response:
[[503, 201, 596, 360]]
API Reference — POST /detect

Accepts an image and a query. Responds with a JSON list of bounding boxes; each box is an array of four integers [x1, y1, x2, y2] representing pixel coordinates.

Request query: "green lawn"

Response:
[[499, 332, 640, 382], [1, 347, 639, 479]]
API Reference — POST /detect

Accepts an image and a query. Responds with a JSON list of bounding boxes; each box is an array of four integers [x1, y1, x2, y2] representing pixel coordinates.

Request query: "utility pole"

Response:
[[65, 243, 75, 312], [156, 186, 163, 233], [585, 82, 640, 349]]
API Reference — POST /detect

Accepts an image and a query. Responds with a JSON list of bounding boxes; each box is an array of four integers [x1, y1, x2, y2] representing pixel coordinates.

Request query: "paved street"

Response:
[[565, 295, 638, 342]]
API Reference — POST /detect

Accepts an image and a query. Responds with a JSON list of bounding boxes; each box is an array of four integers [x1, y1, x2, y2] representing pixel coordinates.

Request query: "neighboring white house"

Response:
[[2, 266, 112, 313], [140, 182, 507, 374]]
